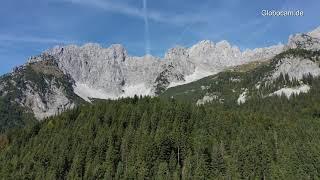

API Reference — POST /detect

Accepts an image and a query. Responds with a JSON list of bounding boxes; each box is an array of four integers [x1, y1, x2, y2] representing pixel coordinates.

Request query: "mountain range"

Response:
[[0, 26, 319, 123]]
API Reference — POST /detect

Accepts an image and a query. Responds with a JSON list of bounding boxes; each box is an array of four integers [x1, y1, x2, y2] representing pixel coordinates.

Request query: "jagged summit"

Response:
[[191, 40, 215, 49], [216, 40, 232, 48], [42, 37, 285, 102], [164, 46, 189, 60]]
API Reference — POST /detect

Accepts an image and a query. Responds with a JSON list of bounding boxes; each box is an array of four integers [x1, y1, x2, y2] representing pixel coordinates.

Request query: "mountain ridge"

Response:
[[45, 37, 284, 98], [0, 26, 319, 122]]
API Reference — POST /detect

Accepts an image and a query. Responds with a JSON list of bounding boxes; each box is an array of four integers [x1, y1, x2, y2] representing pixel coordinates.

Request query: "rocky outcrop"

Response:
[[22, 81, 75, 120], [272, 57, 320, 81], [269, 85, 310, 99], [0, 55, 80, 120], [287, 34, 320, 51], [287, 27, 320, 51]]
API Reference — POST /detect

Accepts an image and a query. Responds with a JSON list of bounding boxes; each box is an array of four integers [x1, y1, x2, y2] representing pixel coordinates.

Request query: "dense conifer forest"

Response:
[[1, 86, 320, 179]]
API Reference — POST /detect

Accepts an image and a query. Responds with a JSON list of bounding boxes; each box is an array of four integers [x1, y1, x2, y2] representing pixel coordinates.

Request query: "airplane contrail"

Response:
[[143, 0, 150, 55]]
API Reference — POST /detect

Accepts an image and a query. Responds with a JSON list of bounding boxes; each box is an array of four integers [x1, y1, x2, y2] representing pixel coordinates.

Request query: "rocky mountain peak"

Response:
[[27, 53, 52, 64], [82, 43, 101, 49], [286, 26, 320, 51], [164, 46, 189, 60], [108, 44, 128, 60], [215, 40, 232, 49], [308, 26, 320, 39], [288, 33, 320, 50], [189, 40, 215, 54]]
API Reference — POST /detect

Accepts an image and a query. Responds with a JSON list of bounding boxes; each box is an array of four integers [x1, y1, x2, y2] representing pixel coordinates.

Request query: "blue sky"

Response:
[[0, 0, 319, 75]]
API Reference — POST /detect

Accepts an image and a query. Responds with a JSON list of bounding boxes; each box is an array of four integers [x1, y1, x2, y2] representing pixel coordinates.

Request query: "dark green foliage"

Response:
[[273, 49, 320, 64], [1, 90, 320, 179], [0, 96, 36, 133]]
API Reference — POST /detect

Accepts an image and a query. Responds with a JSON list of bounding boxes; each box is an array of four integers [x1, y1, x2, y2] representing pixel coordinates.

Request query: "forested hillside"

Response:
[[1, 88, 320, 179], [0, 96, 36, 133]]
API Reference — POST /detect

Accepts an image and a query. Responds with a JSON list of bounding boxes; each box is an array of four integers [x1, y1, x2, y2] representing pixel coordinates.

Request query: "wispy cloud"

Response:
[[143, 0, 150, 55], [65, 0, 209, 25], [0, 34, 76, 44]]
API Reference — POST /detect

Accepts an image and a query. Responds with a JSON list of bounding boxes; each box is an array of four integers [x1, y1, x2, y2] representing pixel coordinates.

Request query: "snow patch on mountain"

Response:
[[74, 83, 116, 102], [74, 83, 153, 102], [121, 83, 153, 98], [269, 85, 310, 98], [168, 67, 213, 88]]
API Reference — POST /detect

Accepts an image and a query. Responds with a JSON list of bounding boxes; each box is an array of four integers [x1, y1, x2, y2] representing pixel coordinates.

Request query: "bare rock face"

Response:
[[47, 44, 128, 94], [46, 40, 285, 98], [47, 44, 163, 98], [22, 81, 75, 120], [272, 57, 320, 81], [308, 26, 320, 39], [242, 44, 285, 62], [188, 40, 284, 70], [164, 46, 189, 60]]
